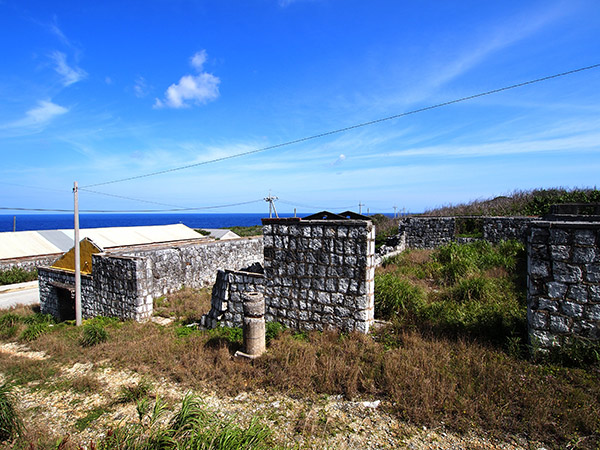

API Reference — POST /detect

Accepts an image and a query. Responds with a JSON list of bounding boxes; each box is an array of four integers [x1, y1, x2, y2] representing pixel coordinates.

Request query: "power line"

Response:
[[81, 63, 600, 189], [79, 188, 193, 209], [0, 199, 264, 214]]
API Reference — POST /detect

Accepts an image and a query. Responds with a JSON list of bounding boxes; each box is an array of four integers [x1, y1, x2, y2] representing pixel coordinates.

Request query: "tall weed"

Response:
[[0, 383, 23, 442]]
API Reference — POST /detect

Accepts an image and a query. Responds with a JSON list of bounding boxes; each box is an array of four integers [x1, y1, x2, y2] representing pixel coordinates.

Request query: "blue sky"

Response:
[[1, 0, 599, 215]]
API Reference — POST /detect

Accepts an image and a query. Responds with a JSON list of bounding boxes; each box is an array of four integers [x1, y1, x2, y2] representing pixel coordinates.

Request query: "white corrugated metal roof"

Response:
[[0, 224, 204, 260], [200, 229, 241, 240], [0, 231, 63, 259]]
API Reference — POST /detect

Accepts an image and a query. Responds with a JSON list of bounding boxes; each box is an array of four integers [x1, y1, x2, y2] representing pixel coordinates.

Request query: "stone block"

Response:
[[550, 245, 570, 261], [550, 315, 571, 333], [537, 298, 559, 312], [574, 229, 596, 246], [585, 264, 600, 282], [562, 301, 584, 317], [552, 262, 582, 283], [547, 282, 567, 299], [530, 228, 550, 244], [354, 320, 370, 334], [573, 247, 596, 264], [567, 285, 588, 303], [586, 304, 600, 321], [548, 228, 569, 245], [530, 260, 549, 278], [590, 285, 600, 302]]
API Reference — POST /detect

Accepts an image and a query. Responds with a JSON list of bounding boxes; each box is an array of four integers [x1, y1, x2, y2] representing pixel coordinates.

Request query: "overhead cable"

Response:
[[0, 198, 264, 214], [81, 63, 600, 189]]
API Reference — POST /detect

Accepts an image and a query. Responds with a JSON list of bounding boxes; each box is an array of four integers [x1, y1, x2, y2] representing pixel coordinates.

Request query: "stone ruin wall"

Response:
[[527, 222, 600, 350], [39, 237, 263, 322], [39, 267, 94, 319], [203, 219, 377, 333], [396, 214, 600, 350], [261, 218, 375, 333], [118, 237, 263, 299], [202, 268, 265, 329], [0, 254, 61, 273], [399, 216, 539, 249]]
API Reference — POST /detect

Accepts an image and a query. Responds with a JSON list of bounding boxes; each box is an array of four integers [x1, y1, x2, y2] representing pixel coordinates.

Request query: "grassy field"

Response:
[[424, 187, 600, 216], [0, 241, 599, 448]]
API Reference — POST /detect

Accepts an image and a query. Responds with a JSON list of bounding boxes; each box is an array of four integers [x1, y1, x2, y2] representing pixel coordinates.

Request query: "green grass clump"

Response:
[[20, 322, 50, 342], [207, 326, 243, 345], [374, 275, 425, 319], [0, 384, 23, 442], [117, 378, 153, 404], [79, 321, 108, 347], [265, 321, 285, 344], [96, 394, 279, 450], [0, 268, 37, 286]]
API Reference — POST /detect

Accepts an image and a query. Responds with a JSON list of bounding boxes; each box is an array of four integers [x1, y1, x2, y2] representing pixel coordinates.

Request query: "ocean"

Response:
[[0, 213, 302, 233]]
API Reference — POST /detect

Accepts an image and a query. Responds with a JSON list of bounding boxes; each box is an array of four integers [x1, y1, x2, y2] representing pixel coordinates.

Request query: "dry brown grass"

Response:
[[6, 304, 600, 448], [152, 287, 212, 322]]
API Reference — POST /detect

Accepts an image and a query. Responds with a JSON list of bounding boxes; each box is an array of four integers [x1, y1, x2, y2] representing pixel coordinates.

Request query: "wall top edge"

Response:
[[38, 266, 93, 278], [531, 221, 600, 229], [402, 216, 542, 220], [262, 218, 371, 226]]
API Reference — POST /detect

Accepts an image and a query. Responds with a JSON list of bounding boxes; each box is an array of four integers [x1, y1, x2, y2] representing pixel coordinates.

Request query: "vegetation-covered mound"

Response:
[[424, 187, 600, 217]]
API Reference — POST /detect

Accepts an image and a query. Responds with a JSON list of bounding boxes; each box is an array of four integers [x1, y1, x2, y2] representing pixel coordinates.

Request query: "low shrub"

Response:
[[80, 321, 108, 347], [375, 240, 527, 347], [0, 268, 37, 286]]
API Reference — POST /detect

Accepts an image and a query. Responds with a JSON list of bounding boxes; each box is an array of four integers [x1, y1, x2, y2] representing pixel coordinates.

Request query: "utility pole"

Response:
[[73, 182, 82, 326], [264, 191, 279, 218], [12, 216, 16, 232], [393, 206, 398, 219], [358, 202, 365, 215]]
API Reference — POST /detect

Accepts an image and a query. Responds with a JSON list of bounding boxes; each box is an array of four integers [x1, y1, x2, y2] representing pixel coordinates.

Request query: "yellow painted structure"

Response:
[[51, 238, 103, 274]]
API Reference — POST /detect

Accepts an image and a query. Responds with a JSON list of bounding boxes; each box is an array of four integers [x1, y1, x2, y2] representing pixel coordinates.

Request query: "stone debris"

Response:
[[0, 342, 48, 360]]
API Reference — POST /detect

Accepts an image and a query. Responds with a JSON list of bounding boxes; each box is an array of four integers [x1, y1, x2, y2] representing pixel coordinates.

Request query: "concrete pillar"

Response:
[[238, 291, 266, 359]]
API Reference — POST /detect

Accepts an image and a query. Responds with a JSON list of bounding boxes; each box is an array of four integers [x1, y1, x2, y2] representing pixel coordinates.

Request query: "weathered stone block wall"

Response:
[[528, 222, 600, 349], [38, 267, 94, 318], [202, 269, 265, 328], [39, 237, 263, 322], [0, 255, 60, 273], [399, 217, 455, 249], [399, 216, 539, 249], [482, 217, 540, 244], [262, 218, 375, 333], [120, 237, 263, 299], [91, 254, 151, 321]]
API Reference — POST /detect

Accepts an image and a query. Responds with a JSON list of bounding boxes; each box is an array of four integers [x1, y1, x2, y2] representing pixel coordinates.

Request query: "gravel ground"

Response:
[[1, 342, 547, 449]]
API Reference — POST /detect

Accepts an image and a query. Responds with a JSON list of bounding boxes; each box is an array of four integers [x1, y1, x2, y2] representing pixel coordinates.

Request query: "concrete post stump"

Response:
[[235, 291, 266, 359]]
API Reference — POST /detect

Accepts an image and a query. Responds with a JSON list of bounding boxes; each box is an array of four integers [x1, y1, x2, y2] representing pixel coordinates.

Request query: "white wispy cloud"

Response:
[[134, 76, 149, 98], [278, 0, 320, 7], [385, 3, 569, 108], [48, 17, 70, 46], [50, 51, 87, 86], [0, 100, 69, 131], [154, 50, 220, 109]]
